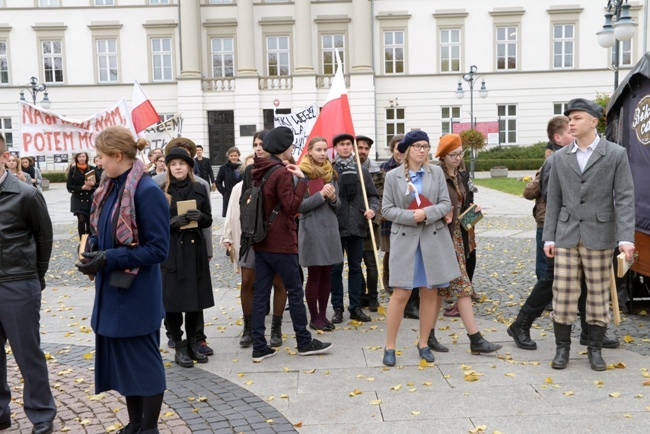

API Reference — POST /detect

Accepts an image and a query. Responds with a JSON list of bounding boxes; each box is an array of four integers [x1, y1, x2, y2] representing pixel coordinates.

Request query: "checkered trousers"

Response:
[[551, 244, 613, 327]]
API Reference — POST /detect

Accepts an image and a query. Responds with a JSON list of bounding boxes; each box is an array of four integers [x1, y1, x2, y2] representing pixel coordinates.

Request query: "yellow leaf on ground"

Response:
[[468, 425, 487, 433], [423, 381, 432, 386], [366, 377, 375, 382], [280, 394, 288, 399], [377, 306, 386, 315], [544, 377, 553, 384], [60, 427, 70, 432], [613, 362, 626, 369], [635, 394, 644, 398], [624, 414, 633, 418], [79, 419, 91, 426], [163, 412, 174, 417], [464, 373, 480, 382], [642, 379, 650, 386], [594, 380, 605, 386], [83, 352, 93, 360], [293, 422, 303, 428], [419, 359, 428, 368], [245, 380, 253, 385], [563, 391, 574, 396], [411, 411, 420, 415], [369, 399, 382, 405], [349, 389, 362, 397], [609, 392, 621, 398], [198, 396, 208, 402], [192, 408, 199, 413], [391, 384, 402, 391], [623, 335, 635, 343], [304, 369, 316, 374], [265, 419, 273, 423], [87, 393, 105, 401], [406, 382, 415, 387], [163, 362, 172, 367], [504, 373, 516, 377], [237, 373, 245, 377]]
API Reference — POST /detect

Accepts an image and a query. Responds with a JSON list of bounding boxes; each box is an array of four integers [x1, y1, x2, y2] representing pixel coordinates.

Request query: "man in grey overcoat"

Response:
[[543, 98, 635, 371]]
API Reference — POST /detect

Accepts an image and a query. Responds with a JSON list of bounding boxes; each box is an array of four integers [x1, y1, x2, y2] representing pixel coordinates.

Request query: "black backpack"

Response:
[[239, 165, 281, 260]]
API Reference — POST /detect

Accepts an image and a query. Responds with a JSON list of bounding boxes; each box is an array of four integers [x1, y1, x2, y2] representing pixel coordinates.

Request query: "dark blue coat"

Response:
[[91, 173, 170, 338]]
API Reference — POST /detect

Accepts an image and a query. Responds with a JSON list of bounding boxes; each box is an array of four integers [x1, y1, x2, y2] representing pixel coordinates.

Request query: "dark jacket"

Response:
[[67, 164, 96, 215], [216, 161, 242, 217], [445, 169, 474, 257], [161, 181, 214, 313], [194, 157, 215, 185], [523, 169, 545, 228], [251, 156, 308, 254], [91, 174, 170, 338], [0, 172, 53, 283], [333, 161, 379, 238]]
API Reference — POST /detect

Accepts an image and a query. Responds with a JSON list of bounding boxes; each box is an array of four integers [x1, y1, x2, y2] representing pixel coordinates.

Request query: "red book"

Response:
[[407, 195, 433, 210], [308, 178, 324, 195]]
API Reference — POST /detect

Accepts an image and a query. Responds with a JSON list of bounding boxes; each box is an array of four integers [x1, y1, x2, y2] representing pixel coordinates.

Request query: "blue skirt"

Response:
[[95, 331, 166, 396], [405, 242, 450, 290]]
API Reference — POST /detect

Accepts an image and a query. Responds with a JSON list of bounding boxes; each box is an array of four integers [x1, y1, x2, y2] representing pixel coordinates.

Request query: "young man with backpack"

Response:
[[248, 126, 333, 362]]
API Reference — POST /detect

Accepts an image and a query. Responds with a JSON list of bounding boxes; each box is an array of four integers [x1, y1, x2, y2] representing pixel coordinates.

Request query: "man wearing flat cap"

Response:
[[543, 97, 635, 371]]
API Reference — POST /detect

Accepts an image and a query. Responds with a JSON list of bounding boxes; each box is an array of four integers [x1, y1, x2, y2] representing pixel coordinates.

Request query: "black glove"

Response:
[[39, 276, 46, 291], [75, 251, 107, 275], [186, 209, 201, 222], [170, 214, 191, 229]]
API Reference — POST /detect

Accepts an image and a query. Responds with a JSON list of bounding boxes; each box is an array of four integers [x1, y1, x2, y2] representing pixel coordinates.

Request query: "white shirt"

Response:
[[570, 133, 600, 172]]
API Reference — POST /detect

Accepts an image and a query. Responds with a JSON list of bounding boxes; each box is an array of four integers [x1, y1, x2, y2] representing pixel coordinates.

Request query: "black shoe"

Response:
[[350, 307, 371, 322], [468, 332, 502, 355], [197, 341, 214, 356], [368, 298, 380, 312], [427, 329, 449, 352], [579, 316, 620, 349], [138, 428, 160, 434], [331, 309, 344, 324], [167, 338, 175, 349], [252, 346, 277, 362], [298, 339, 333, 356], [507, 311, 538, 350], [587, 324, 608, 371], [116, 423, 141, 434], [187, 338, 208, 364], [0, 420, 10, 431], [551, 322, 572, 369], [32, 422, 54, 434], [240, 314, 252, 348], [174, 340, 194, 368], [270, 315, 283, 348], [403, 301, 419, 319]]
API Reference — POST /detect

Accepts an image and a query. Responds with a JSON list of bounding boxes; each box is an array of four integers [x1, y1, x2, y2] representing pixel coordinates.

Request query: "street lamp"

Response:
[[597, 0, 637, 89], [19, 76, 52, 109], [454, 65, 488, 178]]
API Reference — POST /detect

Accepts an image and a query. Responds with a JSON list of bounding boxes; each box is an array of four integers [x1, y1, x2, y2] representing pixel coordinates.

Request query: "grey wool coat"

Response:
[[382, 164, 460, 289], [543, 137, 635, 249], [298, 180, 344, 267]]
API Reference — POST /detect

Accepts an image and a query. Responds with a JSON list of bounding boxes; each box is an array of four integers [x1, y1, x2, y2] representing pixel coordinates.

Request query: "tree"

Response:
[[594, 92, 610, 135], [460, 129, 486, 151]]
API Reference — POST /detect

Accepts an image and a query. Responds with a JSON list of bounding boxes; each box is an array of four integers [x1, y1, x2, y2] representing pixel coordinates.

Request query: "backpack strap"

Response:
[[259, 165, 282, 226]]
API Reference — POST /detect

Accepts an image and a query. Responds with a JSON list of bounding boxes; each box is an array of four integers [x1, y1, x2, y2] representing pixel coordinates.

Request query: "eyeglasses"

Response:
[[412, 144, 431, 151], [447, 152, 464, 159]]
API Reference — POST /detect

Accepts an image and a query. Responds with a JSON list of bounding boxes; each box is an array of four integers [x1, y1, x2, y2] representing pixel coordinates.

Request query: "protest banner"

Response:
[[143, 114, 183, 150], [19, 99, 136, 156], [274, 104, 318, 159]]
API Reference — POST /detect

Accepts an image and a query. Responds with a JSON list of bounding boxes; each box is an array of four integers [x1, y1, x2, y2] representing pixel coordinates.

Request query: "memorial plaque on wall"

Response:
[[240, 124, 256, 137]]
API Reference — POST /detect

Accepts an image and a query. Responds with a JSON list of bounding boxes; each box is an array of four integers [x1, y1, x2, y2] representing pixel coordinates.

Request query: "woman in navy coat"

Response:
[[76, 126, 170, 434]]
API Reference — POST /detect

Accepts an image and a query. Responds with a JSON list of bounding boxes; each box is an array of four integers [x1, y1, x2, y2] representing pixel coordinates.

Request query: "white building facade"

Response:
[[0, 0, 648, 168]]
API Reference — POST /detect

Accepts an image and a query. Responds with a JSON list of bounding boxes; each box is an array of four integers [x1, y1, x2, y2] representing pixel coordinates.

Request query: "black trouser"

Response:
[[360, 249, 378, 302], [165, 310, 206, 342], [166, 311, 200, 343]]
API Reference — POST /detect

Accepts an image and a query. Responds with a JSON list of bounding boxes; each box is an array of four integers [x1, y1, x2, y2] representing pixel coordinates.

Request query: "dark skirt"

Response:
[[95, 331, 166, 396]]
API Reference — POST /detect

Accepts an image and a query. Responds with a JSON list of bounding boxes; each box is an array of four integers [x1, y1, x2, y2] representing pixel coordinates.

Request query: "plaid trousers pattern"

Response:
[[551, 244, 613, 327]]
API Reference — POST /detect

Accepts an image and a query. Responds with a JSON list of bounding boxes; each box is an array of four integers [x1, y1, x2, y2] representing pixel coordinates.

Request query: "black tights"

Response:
[[76, 213, 90, 238], [166, 311, 199, 343], [125, 393, 164, 431]]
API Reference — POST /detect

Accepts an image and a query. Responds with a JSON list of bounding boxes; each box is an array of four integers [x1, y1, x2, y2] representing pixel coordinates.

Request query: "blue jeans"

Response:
[[330, 235, 364, 313], [535, 227, 547, 281], [251, 251, 311, 351]]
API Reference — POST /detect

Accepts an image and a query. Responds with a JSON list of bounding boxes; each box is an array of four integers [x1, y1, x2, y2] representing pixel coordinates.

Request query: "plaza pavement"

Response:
[[5, 172, 650, 433]]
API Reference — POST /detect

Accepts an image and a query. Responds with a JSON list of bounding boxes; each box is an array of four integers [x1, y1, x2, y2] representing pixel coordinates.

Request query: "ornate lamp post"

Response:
[[455, 65, 488, 178], [19, 76, 52, 109], [596, 0, 637, 89]]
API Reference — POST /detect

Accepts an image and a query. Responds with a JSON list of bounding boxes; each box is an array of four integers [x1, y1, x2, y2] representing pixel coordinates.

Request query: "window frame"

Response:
[[385, 107, 406, 147], [150, 37, 174, 82], [612, 39, 633, 68], [497, 104, 517, 145], [383, 30, 405, 75], [321, 34, 346, 75], [0, 117, 13, 148], [553, 102, 568, 115], [38, 0, 59, 7], [96, 38, 119, 83], [266, 35, 291, 77], [210, 37, 235, 78], [0, 40, 8, 84], [441, 106, 461, 136], [149, 0, 171, 4], [439, 28, 461, 73], [495, 26, 517, 71], [552, 23, 575, 69], [94, 0, 115, 5], [41, 39, 64, 84]]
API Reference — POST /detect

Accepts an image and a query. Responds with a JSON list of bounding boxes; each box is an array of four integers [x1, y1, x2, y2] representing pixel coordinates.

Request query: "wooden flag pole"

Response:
[[609, 266, 621, 326]]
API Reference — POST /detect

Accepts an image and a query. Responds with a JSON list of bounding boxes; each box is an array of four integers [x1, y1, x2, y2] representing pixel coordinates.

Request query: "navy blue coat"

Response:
[[91, 173, 170, 338]]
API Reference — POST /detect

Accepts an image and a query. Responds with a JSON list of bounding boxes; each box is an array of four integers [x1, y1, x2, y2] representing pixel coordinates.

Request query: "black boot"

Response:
[[139, 429, 160, 434], [427, 329, 449, 352], [270, 315, 283, 348], [239, 315, 252, 348], [187, 338, 208, 364], [579, 315, 620, 348], [551, 322, 572, 369], [174, 340, 194, 368], [403, 290, 419, 319], [468, 332, 502, 355], [587, 324, 608, 371], [116, 423, 141, 434], [507, 311, 537, 350]]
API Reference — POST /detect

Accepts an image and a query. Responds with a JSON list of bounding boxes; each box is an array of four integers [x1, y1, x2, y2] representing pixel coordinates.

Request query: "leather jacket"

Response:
[[0, 172, 53, 283]]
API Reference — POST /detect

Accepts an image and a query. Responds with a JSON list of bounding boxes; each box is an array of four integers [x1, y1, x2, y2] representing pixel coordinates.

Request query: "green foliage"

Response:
[[476, 142, 546, 160], [474, 159, 544, 171], [472, 178, 526, 197], [460, 129, 487, 151], [594, 92, 610, 135], [41, 172, 67, 183]]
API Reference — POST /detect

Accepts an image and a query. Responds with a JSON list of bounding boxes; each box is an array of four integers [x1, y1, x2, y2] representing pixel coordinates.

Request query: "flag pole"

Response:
[[353, 139, 384, 292]]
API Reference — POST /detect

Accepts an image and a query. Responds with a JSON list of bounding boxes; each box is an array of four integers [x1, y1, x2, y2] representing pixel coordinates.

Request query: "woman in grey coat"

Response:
[[381, 130, 461, 367], [298, 137, 343, 330]]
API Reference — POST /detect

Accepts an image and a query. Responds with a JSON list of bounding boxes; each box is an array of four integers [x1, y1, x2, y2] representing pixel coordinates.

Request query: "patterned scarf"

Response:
[[90, 158, 146, 247], [298, 155, 334, 183], [335, 155, 359, 201]]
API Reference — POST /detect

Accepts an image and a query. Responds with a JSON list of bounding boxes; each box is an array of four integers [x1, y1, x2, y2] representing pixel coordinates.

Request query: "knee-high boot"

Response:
[[551, 322, 572, 369]]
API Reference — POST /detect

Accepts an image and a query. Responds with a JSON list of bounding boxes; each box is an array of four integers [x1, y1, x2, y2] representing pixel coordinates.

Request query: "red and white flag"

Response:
[[298, 50, 355, 163], [131, 80, 160, 133]]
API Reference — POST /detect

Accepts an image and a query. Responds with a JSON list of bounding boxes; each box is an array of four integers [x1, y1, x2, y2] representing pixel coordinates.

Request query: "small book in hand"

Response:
[[407, 195, 433, 210], [308, 178, 324, 195], [616, 251, 634, 278], [177, 199, 198, 230], [459, 204, 483, 231], [85, 170, 96, 185]]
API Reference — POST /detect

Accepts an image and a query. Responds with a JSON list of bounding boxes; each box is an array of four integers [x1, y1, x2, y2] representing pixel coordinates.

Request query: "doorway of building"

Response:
[[207, 110, 235, 165]]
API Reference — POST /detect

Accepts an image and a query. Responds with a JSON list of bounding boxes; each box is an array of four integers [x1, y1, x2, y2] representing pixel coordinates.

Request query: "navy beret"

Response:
[[333, 133, 355, 146], [564, 98, 604, 119], [263, 126, 294, 154], [397, 130, 430, 154]]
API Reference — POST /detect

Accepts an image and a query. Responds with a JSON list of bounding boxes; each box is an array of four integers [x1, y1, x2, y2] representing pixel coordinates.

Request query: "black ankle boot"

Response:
[[187, 338, 208, 363], [579, 315, 620, 349], [507, 311, 537, 350], [240, 315, 252, 347], [116, 423, 141, 434], [587, 324, 607, 371], [270, 315, 283, 348], [174, 340, 194, 368], [427, 329, 449, 352], [551, 322, 572, 369], [468, 332, 502, 355]]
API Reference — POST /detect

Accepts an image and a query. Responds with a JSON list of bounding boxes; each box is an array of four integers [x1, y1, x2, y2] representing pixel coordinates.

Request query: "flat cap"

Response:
[[263, 126, 294, 155], [332, 133, 355, 146], [165, 137, 197, 158], [564, 98, 604, 119], [355, 135, 374, 147], [397, 130, 429, 154]]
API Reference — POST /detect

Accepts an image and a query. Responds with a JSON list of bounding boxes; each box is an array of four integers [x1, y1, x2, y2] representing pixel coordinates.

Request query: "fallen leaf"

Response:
[[266, 419, 273, 423], [79, 419, 91, 426], [411, 411, 420, 415], [635, 394, 644, 398], [198, 396, 208, 402], [544, 377, 553, 384], [391, 384, 402, 391], [280, 394, 288, 399], [406, 382, 415, 387], [464, 372, 480, 382], [623, 335, 635, 343], [87, 393, 105, 401], [423, 381, 432, 386], [83, 352, 93, 360], [609, 392, 621, 398], [594, 380, 605, 386], [293, 422, 303, 428], [468, 425, 487, 433], [624, 414, 633, 418], [504, 373, 516, 377], [349, 389, 362, 397], [245, 380, 253, 385], [642, 379, 650, 386], [369, 399, 382, 405], [563, 391, 574, 396], [304, 369, 315, 374], [613, 362, 626, 369], [163, 412, 174, 417]]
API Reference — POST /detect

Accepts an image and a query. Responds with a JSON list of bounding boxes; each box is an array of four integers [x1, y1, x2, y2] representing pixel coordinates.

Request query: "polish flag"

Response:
[[131, 80, 160, 133], [298, 50, 355, 163]]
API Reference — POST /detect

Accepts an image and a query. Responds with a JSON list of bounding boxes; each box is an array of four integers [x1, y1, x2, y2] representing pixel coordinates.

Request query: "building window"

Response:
[[553, 102, 568, 115], [151, 37, 173, 81], [266, 36, 290, 76], [496, 26, 517, 70], [612, 39, 632, 67], [498, 104, 517, 145], [384, 31, 404, 74], [150, 0, 171, 4], [441, 106, 461, 135], [322, 34, 345, 75], [95, 0, 114, 5], [39, 0, 59, 6], [211, 38, 234, 78], [440, 28, 460, 73], [97, 39, 118, 83], [209, 0, 233, 3], [386, 108, 405, 145], [0, 118, 12, 147], [553, 24, 574, 69], [0, 41, 7, 84], [42, 40, 64, 83]]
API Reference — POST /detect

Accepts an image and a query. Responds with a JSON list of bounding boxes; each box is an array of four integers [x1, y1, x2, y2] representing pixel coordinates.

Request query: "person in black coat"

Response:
[[215, 146, 242, 217], [194, 145, 216, 189], [162, 149, 215, 367], [67, 152, 96, 238]]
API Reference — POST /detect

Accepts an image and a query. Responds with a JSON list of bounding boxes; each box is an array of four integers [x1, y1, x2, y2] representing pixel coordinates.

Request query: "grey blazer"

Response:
[[543, 137, 635, 250], [382, 164, 460, 288]]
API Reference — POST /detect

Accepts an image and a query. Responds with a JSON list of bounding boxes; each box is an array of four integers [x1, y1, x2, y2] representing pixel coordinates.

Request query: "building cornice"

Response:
[[432, 9, 468, 19], [87, 21, 123, 31], [142, 20, 178, 29]]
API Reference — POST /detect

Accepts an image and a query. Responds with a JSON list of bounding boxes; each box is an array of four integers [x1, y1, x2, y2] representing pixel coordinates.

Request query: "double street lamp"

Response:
[[596, 0, 637, 89], [455, 65, 488, 178], [19, 76, 52, 109]]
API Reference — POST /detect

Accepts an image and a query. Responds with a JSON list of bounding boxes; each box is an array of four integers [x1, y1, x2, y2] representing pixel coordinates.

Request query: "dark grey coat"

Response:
[[298, 180, 344, 267], [333, 164, 379, 238]]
